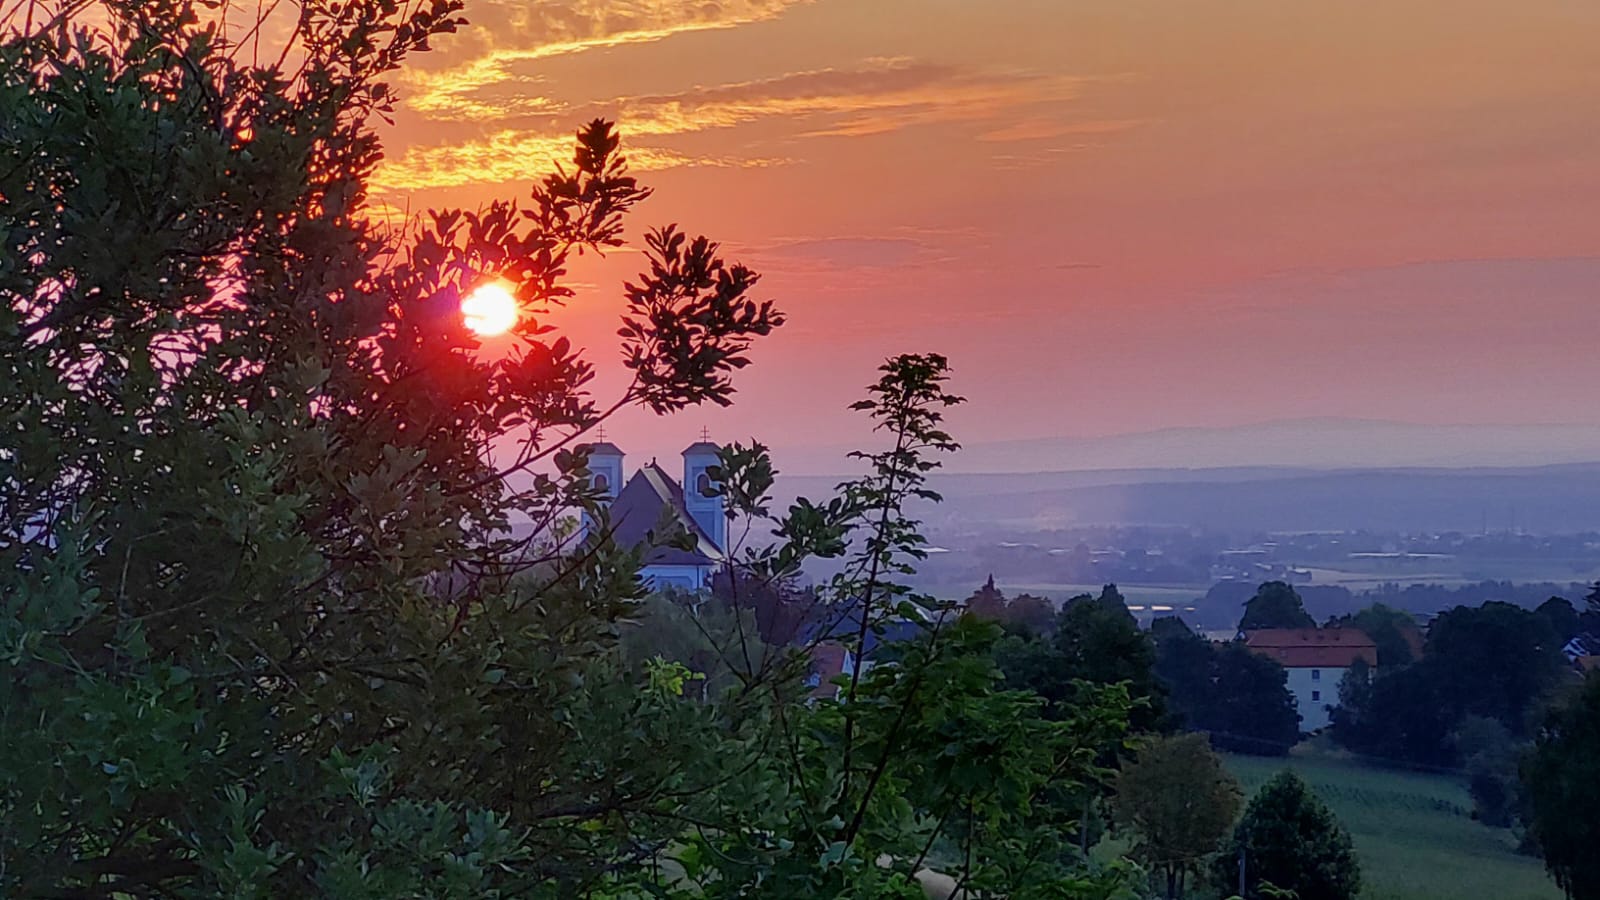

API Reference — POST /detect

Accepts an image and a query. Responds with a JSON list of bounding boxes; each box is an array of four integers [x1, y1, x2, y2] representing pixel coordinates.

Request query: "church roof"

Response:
[[585, 441, 625, 456], [606, 463, 723, 566], [681, 440, 721, 456]]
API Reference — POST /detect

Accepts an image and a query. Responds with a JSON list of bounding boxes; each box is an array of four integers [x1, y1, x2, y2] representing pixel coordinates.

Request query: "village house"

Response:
[[1244, 627, 1378, 731], [797, 595, 935, 698], [584, 439, 727, 591], [1562, 633, 1600, 676]]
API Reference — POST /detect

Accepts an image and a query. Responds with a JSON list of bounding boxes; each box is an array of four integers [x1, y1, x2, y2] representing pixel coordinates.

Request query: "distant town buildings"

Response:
[[1211, 544, 1314, 584], [1244, 627, 1378, 731]]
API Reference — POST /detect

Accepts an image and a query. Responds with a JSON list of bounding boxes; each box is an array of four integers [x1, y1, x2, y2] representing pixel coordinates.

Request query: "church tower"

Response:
[[580, 440, 624, 543], [586, 440, 625, 503], [681, 436, 725, 552]]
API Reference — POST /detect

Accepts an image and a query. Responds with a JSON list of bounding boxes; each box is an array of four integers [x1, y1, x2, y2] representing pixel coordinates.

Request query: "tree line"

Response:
[[965, 574, 1600, 898]]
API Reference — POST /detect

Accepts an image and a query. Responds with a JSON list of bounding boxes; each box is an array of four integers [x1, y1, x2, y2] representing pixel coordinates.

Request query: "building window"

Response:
[[1311, 690, 1321, 702], [695, 471, 712, 496], [593, 472, 608, 492], [1312, 668, 1321, 681]]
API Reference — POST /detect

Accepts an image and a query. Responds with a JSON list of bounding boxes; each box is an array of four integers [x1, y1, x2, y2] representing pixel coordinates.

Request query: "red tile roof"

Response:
[[1244, 627, 1378, 669]]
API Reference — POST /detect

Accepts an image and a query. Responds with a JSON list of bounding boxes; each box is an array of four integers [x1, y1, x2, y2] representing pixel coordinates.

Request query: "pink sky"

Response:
[[373, 0, 1600, 470]]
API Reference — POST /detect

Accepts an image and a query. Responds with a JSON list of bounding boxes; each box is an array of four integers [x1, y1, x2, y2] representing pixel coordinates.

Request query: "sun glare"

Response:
[[462, 281, 519, 336]]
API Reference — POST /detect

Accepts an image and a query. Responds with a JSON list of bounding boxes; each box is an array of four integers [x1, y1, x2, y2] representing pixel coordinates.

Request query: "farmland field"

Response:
[[1223, 751, 1559, 900]]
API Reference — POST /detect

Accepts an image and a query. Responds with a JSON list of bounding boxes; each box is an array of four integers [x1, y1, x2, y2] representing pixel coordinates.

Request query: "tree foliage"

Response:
[[1215, 771, 1361, 900], [684, 356, 1144, 898], [1523, 674, 1600, 900], [1149, 615, 1194, 645], [994, 584, 1166, 733], [1451, 716, 1522, 828], [1153, 627, 1301, 755], [1332, 602, 1567, 766], [1583, 581, 1600, 636], [967, 574, 1008, 619], [1238, 582, 1316, 632], [1115, 733, 1242, 900], [963, 575, 1055, 635], [0, 0, 787, 890], [1327, 603, 1417, 667], [1534, 596, 1582, 647]]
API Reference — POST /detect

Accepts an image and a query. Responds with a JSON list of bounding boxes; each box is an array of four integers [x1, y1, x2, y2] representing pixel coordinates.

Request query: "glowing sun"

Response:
[[461, 281, 519, 336]]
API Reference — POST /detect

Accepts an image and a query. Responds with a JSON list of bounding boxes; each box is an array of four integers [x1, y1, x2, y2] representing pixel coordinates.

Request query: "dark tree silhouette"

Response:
[[1535, 596, 1582, 646], [1215, 771, 1361, 900], [1115, 733, 1242, 900], [1327, 603, 1418, 667], [1582, 581, 1600, 635], [1332, 602, 1567, 766], [1524, 675, 1600, 899], [966, 574, 1008, 619], [994, 587, 1165, 732], [1154, 628, 1300, 755], [1239, 582, 1316, 631]]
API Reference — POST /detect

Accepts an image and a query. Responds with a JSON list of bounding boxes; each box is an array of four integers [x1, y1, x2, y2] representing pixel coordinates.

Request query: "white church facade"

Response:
[[584, 439, 727, 591]]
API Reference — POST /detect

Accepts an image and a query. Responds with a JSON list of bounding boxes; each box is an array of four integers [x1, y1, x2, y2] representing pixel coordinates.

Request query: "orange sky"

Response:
[[374, 0, 1600, 471]]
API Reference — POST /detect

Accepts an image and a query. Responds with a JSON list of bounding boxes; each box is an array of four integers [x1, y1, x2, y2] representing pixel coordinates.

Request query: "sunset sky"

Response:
[[373, 0, 1600, 471]]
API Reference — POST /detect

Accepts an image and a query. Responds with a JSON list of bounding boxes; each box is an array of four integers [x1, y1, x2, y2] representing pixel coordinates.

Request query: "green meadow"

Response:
[[1223, 752, 1560, 900]]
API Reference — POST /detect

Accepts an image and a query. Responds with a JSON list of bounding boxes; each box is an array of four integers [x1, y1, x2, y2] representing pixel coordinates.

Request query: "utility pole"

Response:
[[1237, 843, 1247, 898]]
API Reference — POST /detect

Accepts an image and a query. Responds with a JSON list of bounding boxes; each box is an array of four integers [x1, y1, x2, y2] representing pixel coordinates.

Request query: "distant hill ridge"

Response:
[[775, 418, 1600, 475], [770, 463, 1600, 533]]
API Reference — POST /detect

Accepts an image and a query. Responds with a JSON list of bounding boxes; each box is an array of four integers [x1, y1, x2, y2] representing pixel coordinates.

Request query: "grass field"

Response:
[[1223, 751, 1559, 900]]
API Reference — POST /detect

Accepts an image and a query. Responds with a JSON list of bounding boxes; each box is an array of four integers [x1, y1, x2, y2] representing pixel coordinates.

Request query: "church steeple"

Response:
[[681, 432, 725, 552], [585, 431, 624, 503]]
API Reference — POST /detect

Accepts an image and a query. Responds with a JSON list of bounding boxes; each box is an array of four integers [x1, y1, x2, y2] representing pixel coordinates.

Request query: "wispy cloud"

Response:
[[617, 59, 1090, 137], [410, 56, 1096, 130], [402, 0, 812, 120], [378, 60, 1129, 192], [373, 131, 787, 192]]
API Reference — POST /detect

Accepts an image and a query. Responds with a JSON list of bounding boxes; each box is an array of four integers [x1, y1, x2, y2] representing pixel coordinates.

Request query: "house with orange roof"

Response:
[[1244, 627, 1378, 731]]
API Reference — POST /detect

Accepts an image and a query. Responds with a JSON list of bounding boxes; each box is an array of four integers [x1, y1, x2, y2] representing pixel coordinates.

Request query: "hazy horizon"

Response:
[[573, 417, 1600, 478]]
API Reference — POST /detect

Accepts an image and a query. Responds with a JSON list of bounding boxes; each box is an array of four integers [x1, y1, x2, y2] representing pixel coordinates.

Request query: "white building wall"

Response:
[[640, 563, 713, 592], [1284, 665, 1347, 732], [681, 447, 726, 551], [581, 449, 625, 543]]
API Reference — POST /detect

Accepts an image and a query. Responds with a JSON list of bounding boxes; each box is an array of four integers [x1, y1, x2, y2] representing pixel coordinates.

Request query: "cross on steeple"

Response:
[[594, 424, 606, 441], [699, 426, 711, 442]]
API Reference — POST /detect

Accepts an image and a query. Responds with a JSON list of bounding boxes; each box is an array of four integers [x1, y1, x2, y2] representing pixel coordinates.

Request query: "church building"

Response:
[[584, 439, 727, 591]]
